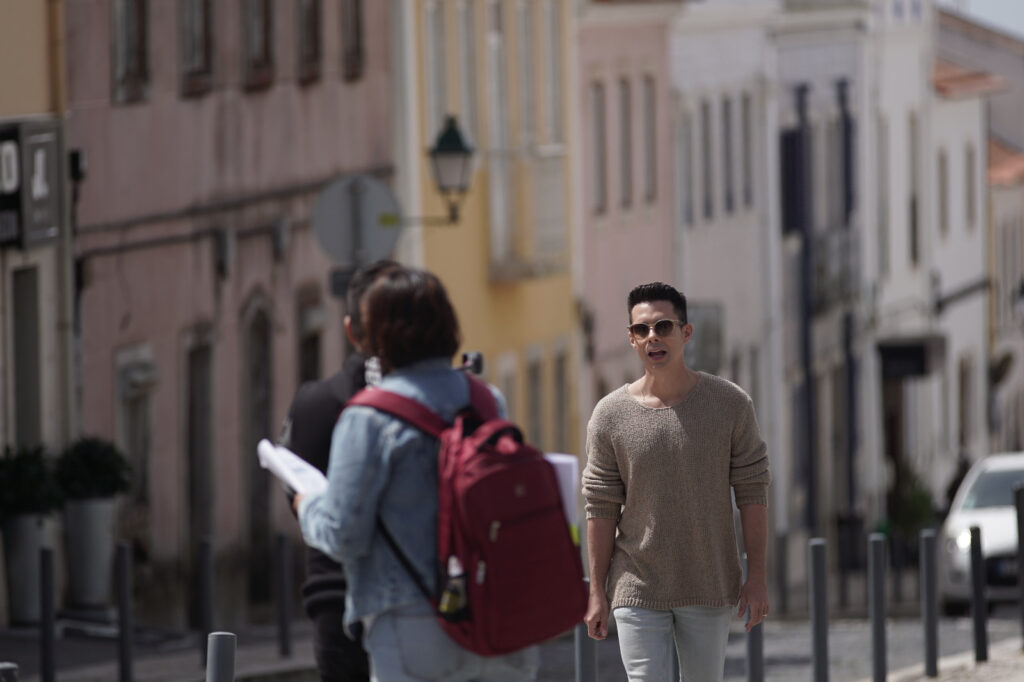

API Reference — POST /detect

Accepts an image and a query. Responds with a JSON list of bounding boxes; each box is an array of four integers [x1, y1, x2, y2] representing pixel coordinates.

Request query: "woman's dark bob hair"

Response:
[[362, 266, 461, 372]]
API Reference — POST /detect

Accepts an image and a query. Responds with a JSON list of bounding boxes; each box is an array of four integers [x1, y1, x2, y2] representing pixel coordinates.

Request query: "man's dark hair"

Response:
[[627, 282, 688, 324], [346, 259, 400, 343], [362, 266, 461, 372]]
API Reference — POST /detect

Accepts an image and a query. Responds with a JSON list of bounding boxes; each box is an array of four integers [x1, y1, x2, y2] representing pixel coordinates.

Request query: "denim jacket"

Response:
[[298, 357, 500, 627]]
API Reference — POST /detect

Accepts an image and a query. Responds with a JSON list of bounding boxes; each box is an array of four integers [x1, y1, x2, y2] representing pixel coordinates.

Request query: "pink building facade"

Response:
[[576, 2, 678, 416], [65, 0, 393, 627]]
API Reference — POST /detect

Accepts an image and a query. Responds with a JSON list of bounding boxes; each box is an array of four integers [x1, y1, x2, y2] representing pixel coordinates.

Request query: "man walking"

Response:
[[582, 282, 771, 682], [279, 260, 397, 682]]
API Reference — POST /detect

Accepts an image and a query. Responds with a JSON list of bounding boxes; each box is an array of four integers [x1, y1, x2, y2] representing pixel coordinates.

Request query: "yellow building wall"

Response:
[[413, 0, 579, 456], [0, 0, 59, 117]]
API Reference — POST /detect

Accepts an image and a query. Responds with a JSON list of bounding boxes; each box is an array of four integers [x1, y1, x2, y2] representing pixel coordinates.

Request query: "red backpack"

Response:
[[347, 375, 586, 656]]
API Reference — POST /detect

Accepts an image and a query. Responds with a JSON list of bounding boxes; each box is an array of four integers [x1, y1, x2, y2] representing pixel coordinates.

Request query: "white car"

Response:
[[939, 452, 1024, 615]]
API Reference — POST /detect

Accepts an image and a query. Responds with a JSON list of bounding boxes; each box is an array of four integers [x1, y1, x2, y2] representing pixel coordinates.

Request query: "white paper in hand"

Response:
[[257, 438, 328, 497]]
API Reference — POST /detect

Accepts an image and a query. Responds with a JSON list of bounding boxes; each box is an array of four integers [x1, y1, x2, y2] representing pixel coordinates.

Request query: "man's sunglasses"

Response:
[[627, 319, 685, 338]]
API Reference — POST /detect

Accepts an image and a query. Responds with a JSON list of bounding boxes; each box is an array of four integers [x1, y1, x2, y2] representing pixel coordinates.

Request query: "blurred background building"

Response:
[[2, 0, 1024, 629], [63, 0, 392, 628], [0, 0, 75, 624]]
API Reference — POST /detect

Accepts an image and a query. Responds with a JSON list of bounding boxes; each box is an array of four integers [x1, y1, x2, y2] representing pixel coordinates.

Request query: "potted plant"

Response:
[[0, 445, 62, 625], [55, 437, 131, 615]]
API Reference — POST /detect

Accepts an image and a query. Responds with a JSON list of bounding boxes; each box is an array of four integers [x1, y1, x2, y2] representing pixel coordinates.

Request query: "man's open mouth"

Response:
[[648, 349, 667, 360]]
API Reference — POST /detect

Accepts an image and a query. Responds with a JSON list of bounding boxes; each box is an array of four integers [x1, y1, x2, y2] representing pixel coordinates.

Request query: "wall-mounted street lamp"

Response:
[[426, 114, 474, 224]]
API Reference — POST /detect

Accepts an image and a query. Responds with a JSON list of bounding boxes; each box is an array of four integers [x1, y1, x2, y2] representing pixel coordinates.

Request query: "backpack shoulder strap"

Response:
[[347, 387, 448, 438], [466, 375, 500, 421]]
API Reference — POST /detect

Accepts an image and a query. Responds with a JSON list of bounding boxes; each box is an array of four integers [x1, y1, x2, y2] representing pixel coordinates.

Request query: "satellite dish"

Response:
[[311, 174, 402, 267]]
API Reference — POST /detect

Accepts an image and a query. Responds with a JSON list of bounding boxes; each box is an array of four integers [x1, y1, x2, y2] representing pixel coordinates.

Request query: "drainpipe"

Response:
[[796, 84, 819, 536], [50, 0, 77, 445]]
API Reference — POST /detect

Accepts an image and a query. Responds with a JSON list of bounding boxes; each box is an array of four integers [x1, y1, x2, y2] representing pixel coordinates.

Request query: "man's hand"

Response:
[[292, 493, 304, 516], [737, 578, 769, 632], [584, 590, 610, 640]]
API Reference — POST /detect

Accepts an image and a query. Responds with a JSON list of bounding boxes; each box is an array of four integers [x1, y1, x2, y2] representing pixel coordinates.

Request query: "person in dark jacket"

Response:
[[279, 259, 398, 682]]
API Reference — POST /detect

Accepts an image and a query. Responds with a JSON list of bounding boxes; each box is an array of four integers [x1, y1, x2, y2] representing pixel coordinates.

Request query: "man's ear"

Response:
[[344, 315, 359, 348], [682, 323, 694, 342]]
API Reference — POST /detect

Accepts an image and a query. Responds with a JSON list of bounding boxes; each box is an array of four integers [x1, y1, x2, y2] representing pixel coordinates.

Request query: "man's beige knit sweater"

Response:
[[582, 372, 771, 611]]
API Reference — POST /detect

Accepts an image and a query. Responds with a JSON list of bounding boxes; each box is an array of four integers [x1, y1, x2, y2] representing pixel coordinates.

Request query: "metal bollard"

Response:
[[743, 553, 764, 682], [40, 547, 55, 682], [920, 529, 937, 678], [775, 533, 789, 615], [1015, 486, 1024, 650], [276, 534, 292, 657], [747, 619, 764, 682], [573, 622, 597, 682], [0, 662, 19, 682], [574, 578, 597, 682], [117, 542, 134, 682], [206, 632, 236, 682], [809, 538, 828, 682], [200, 536, 214, 667], [868, 533, 887, 682], [969, 526, 988, 662]]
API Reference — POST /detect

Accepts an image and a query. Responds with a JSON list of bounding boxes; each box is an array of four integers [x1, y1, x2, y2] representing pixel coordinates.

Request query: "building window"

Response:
[[677, 111, 693, 227], [826, 119, 843, 227], [779, 127, 803, 235], [457, 0, 478, 142], [543, 0, 563, 145], [185, 337, 213, 626], [553, 350, 567, 453], [527, 356, 543, 446], [965, 144, 976, 230], [517, 0, 534, 145], [722, 96, 734, 214], [497, 353, 518, 423], [243, 307, 274, 604], [340, 0, 364, 82], [180, 0, 212, 96], [877, 114, 890, 277], [424, 1, 447, 138], [113, 0, 149, 103], [938, 149, 949, 237], [742, 92, 753, 208], [701, 99, 713, 220], [486, 0, 511, 262], [116, 348, 157, 505], [12, 267, 41, 447], [619, 78, 632, 208], [297, 0, 322, 85], [242, 0, 274, 91], [591, 81, 607, 214], [908, 112, 919, 266], [643, 75, 656, 203], [297, 295, 324, 383]]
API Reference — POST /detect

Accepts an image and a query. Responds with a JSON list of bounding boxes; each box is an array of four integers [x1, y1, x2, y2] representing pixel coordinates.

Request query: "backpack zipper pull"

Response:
[[489, 521, 501, 542]]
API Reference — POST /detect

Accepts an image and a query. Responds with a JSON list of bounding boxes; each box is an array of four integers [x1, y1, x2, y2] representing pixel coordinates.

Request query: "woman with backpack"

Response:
[[295, 266, 539, 682]]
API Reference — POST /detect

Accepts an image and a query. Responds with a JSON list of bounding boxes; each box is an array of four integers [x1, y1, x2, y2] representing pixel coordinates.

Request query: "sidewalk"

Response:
[[869, 636, 1024, 682], [3, 614, 1024, 681]]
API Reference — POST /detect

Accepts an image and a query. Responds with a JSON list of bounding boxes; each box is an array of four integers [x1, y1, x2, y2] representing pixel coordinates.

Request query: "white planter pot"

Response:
[[63, 497, 116, 609], [1, 514, 52, 625]]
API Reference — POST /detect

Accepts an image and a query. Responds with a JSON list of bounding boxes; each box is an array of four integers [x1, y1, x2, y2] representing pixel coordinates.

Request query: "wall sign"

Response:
[[0, 120, 63, 249]]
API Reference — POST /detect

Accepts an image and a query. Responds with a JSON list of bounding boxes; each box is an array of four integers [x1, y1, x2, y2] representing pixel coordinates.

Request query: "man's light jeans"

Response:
[[364, 601, 539, 681], [614, 605, 733, 682]]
